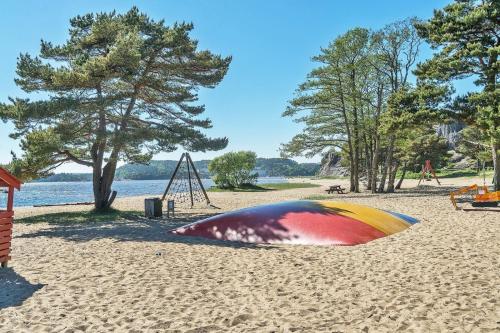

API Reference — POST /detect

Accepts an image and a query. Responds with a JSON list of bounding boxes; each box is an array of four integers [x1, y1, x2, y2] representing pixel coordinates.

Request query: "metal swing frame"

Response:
[[161, 153, 212, 207]]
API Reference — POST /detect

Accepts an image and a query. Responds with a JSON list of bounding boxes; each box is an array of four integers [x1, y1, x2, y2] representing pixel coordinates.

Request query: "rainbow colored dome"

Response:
[[171, 200, 418, 245]]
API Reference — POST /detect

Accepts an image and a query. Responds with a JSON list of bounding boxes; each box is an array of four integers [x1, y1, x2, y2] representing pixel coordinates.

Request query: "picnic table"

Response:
[[325, 185, 346, 194]]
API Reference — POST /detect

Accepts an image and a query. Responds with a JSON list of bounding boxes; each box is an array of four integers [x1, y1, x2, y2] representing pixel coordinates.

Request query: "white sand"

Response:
[[0, 177, 499, 332]]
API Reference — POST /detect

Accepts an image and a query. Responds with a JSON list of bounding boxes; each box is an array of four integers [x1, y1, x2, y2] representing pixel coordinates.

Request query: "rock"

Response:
[[318, 151, 349, 177], [436, 122, 465, 149], [453, 156, 477, 169], [448, 150, 464, 163]]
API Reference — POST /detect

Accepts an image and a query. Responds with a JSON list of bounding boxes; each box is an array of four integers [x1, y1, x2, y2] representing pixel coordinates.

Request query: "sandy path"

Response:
[[0, 177, 499, 332]]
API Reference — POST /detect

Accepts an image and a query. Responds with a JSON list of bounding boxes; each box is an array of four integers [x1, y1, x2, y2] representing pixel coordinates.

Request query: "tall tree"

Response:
[[415, 0, 499, 189], [381, 84, 450, 188], [281, 28, 372, 192], [371, 18, 422, 192], [0, 8, 230, 209]]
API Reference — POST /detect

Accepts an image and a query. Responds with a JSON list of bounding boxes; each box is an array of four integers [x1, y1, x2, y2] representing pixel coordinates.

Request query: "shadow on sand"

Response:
[[15, 201, 354, 248], [15, 212, 286, 249], [320, 185, 471, 200], [0, 267, 44, 309]]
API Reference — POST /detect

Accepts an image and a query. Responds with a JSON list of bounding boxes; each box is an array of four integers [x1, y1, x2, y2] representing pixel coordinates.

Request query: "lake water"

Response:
[[0, 177, 287, 208]]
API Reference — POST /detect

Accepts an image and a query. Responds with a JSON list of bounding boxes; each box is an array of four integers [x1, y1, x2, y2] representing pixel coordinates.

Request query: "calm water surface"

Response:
[[0, 177, 287, 208]]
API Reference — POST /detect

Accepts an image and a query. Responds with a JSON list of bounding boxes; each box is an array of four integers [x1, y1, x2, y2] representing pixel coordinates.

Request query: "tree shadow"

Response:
[[318, 185, 469, 200], [15, 202, 356, 247], [0, 268, 45, 309], [15, 211, 286, 249], [170, 201, 358, 244], [16, 209, 141, 225]]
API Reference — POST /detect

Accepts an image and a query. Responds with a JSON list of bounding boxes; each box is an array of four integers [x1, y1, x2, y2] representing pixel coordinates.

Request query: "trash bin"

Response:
[[145, 198, 162, 218]]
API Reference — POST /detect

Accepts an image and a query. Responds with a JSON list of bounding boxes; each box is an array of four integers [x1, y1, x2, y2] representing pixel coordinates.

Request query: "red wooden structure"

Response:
[[0, 167, 21, 268], [417, 160, 441, 186]]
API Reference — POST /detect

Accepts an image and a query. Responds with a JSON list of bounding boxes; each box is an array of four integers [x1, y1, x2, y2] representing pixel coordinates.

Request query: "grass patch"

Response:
[[208, 182, 320, 192], [317, 175, 348, 180], [261, 182, 321, 190], [16, 208, 141, 224], [400, 168, 492, 180], [301, 194, 332, 200]]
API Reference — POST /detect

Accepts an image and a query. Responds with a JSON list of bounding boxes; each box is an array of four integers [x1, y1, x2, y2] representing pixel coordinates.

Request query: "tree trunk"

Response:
[[370, 83, 383, 194], [351, 70, 360, 193], [335, 76, 355, 193], [378, 135, 395, 193], [352, 145, 360, 193], [349, 161, 355, 192], [370, 137, 380, 193], [93, 157, 119, 210], [93, 172, 117, 210], [395, 162, 407, 190], [492, 139, 500, 191], [92, 91, 137, 210], [365, 139, 372, 191], [386, 160, 399, 193]]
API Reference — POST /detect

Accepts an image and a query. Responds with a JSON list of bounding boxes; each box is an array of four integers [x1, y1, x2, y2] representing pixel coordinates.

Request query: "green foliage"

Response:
[[398, 168, 484, 180], [116, 160, 211, 180], [415, 0, 499, 189], [281, 27, 372, 159], [4, 158, 320, 182], [0, 157, 25, 180], [381, 86, 451, 173], [115, 158, 319, 180], [208, 182, 320, 192], [0, 7, 230, 207], [35, 173, 92, 182], [255, 158, 320, 177], [456, 126, 492, 163], [401, 133, 450, 171], [208, 151, 258, 188], [281, 19, 424, 193], [381, 85, 449, 135]]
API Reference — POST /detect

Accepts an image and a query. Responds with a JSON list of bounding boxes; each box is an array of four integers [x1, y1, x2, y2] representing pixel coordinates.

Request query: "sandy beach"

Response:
[[1, 177, 499, 332]]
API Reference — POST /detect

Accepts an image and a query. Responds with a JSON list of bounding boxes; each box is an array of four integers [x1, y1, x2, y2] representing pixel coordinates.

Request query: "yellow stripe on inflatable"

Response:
[[318, 201, 411, 235]]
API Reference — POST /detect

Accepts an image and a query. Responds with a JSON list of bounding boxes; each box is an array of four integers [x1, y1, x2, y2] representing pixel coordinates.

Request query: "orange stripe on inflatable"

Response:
[[318, 201, 411, 235]]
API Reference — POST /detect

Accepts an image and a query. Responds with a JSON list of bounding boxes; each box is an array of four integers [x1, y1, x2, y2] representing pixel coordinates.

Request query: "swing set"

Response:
[[161, 152, 216, 208], [417, 160, 441, 186]]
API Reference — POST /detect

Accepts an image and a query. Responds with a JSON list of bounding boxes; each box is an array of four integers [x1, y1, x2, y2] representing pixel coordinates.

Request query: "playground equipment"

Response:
[[0, 167, 22, 268], [170, 200, 419, 246], [450, 184, 500, 210], [161, 153, 213, 208], [449, 161, 499, 210], [418, 160, 441, 186]]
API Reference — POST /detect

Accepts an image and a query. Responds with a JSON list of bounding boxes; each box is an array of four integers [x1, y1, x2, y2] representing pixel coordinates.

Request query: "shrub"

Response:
[[208, 151, 258, 188]]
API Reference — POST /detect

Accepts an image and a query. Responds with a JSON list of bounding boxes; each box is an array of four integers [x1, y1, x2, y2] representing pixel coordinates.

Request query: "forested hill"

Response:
[[254, 158, 319, 177], [34, 158, 320, 182], [114, 158, 320, 180], [116, 160, 212, 180]]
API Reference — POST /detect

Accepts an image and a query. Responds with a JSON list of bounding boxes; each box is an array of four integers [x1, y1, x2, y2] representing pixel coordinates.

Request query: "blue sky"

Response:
[[0, 0, 467, 172]]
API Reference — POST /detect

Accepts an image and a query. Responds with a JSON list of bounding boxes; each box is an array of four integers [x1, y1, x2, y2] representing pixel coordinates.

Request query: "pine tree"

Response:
[[415, 0, 499, 189], [281, 28, 373, 192], [0, 7, 230, 209]]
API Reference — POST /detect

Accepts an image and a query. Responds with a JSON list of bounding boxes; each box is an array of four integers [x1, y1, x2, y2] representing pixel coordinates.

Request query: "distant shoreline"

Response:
[[2, 177, 289, 208], [29, 176, 289, 184], [30, 158, 320, 183]]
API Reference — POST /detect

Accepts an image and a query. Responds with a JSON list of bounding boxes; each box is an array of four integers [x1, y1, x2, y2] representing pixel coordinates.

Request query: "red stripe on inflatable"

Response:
[[279, 211, 385, 245], [173, 208, 385, 245]]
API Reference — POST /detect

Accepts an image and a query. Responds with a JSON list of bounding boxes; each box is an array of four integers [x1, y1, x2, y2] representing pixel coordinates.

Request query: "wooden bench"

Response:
[[325, 185, 346, 194]]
